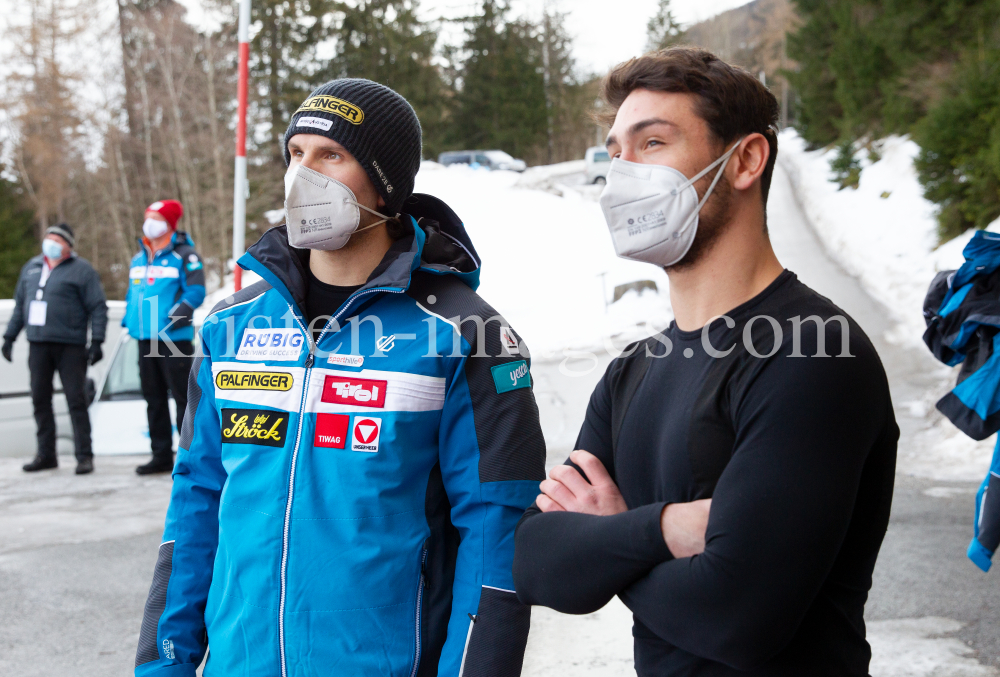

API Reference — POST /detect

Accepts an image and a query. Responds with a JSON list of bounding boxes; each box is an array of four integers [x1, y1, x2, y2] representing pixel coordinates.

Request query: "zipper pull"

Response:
[[305, 352, 315, 368]]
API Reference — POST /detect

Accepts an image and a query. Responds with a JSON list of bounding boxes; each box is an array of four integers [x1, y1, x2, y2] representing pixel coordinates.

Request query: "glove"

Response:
[[1, 339, 12, 363], [88, 342, 103, 366]]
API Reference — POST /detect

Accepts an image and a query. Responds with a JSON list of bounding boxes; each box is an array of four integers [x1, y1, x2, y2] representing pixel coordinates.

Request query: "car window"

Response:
[[474, 154, 490, 165], [100, 338, 144, 401], [592, 151, 610, 163], [485, 150, 514, 163]]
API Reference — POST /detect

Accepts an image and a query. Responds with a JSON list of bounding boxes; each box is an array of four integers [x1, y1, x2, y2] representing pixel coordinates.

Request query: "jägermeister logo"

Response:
[[221, 408, 288, 448]]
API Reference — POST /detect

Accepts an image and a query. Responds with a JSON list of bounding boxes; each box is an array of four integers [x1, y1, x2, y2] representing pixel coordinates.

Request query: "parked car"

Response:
[[437, 149, 527, 172], [0, 300, 169, 458], [585, 146, 612, 184]]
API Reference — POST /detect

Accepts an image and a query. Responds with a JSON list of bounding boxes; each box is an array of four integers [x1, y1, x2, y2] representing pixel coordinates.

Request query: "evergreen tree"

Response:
[[646, 0, 682, 53], [449, 0, 547, 162], [320, 0, 446, 158], [0, 177, 39, 298]]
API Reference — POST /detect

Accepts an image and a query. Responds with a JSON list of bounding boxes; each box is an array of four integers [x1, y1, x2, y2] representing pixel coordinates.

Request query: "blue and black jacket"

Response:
[[923, 229, 1000, 571], [134, 194, 546, 676], [123, 231, 206, 342]]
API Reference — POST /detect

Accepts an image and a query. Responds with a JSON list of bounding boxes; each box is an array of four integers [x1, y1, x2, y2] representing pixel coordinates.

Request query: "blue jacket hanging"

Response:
[[923, 229, 1000, 571]]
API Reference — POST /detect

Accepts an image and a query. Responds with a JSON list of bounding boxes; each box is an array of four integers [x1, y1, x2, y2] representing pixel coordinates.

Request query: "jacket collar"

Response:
[[239, 193, 481, 322]]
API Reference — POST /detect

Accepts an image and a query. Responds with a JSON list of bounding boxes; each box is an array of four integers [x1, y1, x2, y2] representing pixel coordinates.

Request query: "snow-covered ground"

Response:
[[779, 130, 997, 482]]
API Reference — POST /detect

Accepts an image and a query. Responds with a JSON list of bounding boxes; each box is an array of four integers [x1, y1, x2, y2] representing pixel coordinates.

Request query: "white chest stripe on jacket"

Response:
[[306, 367, 446, 413], [211, 362, 307, 411], [130, 265, 180, 279]]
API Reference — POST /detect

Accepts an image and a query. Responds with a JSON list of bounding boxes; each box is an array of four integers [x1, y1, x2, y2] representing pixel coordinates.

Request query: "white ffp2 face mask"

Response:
[[284, 164, 392, 251], [598, 138, 744, 267], [142, 217, 170, 240]]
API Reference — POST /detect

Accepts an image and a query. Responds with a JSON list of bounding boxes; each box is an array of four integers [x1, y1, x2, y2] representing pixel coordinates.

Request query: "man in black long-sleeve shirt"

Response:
[[513, 48, 898, 676]]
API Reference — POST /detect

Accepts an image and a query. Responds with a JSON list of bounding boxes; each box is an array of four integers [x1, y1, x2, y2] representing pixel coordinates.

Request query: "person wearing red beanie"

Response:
[[124, 198, 206, 475]]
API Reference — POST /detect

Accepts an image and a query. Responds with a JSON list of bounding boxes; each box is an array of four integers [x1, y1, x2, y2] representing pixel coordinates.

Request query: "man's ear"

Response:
[[377, 195, 386, 209], [730, 133, 770, 193]]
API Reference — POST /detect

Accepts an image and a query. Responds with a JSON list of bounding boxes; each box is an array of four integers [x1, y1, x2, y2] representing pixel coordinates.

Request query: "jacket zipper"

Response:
[[276, 286, 402, 677], [410, 547, 428, 677]]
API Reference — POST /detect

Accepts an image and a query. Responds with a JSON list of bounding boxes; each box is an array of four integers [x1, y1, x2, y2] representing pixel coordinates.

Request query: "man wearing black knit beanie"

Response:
[[134, 79, 545, 677]]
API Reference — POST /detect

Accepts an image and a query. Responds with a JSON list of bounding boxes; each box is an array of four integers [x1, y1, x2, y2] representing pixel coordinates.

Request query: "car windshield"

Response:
[[485, 150, 515, 163], [592, 151, 610, 163], [100, 337, 143, 400]]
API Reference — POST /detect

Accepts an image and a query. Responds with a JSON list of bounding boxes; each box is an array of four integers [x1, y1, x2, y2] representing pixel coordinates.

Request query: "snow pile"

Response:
[[414, 163, 672, 359], [778, 130, 998, 347]]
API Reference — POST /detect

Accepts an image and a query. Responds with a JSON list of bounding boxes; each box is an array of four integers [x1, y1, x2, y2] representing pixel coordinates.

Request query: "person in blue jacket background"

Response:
[[134, 79, 546, 677], [124, 199, 206, 475]]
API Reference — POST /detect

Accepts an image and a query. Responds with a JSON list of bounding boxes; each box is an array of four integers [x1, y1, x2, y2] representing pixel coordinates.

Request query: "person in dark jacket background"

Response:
[[3, 223, 108, 475]]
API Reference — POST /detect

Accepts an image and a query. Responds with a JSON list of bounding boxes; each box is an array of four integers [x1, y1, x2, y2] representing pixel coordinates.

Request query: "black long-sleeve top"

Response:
[[513, 271, 899, 676]]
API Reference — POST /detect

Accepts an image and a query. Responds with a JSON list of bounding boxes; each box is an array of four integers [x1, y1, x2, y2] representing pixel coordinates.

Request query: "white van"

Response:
[[585, 146, 612, 184]]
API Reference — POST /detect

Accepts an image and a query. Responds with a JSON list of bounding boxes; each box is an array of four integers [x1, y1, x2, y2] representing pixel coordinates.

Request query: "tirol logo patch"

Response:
[[236, 328, 304, 361], [221, 408, 288, 447], [322, 376, 387, 408], [315, 413, 349, 449], [328, 354, 364, 368], [491, 360, 531, 394], [351, 417, 382, 452], [295, 95, 365, 125], [216, 371, 293, 391]]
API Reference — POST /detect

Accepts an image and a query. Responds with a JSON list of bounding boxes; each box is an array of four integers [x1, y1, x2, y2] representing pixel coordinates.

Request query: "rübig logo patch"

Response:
[[321, 376, 387, 408], [491, 360, 531, 394], [236, 328, 304, 361], [216, 371, 293, 391], [314, 413, 350, 449], [351, 417, 382, 452], [221, 408, 288, 447]]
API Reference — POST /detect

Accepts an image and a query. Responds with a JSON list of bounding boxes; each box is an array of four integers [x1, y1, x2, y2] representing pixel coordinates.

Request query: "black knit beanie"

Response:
[[283, 79, 422, 215]]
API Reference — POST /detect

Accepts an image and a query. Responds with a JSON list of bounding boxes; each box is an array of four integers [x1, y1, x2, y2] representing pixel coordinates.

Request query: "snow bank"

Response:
[[414, 163, 672, 359], [778, 130, 998, 348]]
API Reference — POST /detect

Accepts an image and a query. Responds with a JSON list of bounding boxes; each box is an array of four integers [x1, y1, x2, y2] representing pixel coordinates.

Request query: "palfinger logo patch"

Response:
[[216, 371, 293, 391], [221, 408, 288, 447], [295, 95, 365, 125], [351, 417, 382, 452]]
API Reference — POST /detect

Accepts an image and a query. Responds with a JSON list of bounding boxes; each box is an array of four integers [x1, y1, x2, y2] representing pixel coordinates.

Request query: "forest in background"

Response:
[[788, 0, 1000, 240], [0, 0, 608, 298]]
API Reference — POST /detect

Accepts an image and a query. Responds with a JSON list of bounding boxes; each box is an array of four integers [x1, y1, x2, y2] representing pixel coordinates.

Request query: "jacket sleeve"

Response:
[[169, 249, 206, 328], [434, 320, 546, 677], [135, 337, 224, 677], [82, 263, 108, 344], [4, 264, 28, 342]]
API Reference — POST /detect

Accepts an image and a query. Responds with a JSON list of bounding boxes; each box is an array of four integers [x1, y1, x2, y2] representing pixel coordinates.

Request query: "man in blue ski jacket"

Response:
[[134, 79, 546, 677], [123, 199, 206, 475]]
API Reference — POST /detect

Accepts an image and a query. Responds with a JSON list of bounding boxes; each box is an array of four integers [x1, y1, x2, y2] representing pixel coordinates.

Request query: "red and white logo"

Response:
[[351, 417, 382, 452], [321, 376, 387, 408], [314, 413, 349, 449]]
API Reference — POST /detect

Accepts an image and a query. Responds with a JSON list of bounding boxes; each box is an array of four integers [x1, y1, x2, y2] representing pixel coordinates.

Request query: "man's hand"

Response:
[[1, 339, 12, 363], [88, 342, 103, 366], [660, 499, 712, 558], [537, 449, 627, 516]]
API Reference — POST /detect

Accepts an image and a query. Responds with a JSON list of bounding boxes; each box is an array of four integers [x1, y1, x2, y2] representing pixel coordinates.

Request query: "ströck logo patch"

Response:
[[236, 328, 304, 361], [221, 408, 288, 447], [215, 371, 293, 391], [322, 376, 387, 408], [351, 417, 382, 452], [491, 360, 531, 394], [295, 95, 365, 125], [314, 413, 350, 449]]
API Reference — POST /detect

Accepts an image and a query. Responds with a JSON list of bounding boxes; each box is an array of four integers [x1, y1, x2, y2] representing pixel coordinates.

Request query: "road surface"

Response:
[[1, 162, 997, 676]]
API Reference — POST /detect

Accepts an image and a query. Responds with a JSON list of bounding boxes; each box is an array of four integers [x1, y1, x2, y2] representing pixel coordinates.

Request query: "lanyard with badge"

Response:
[[28, 263, 51, 326]]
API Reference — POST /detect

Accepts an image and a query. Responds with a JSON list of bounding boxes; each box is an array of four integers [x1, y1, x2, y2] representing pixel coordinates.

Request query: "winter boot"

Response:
[[136, 455, 174, 476], [23, 456, 58, 472], [75, 458, 94, 475]]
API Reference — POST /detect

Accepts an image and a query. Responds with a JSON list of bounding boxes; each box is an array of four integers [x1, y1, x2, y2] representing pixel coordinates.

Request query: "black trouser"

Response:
[[29, 341, 91, 462], [138, 339, 194, 461]]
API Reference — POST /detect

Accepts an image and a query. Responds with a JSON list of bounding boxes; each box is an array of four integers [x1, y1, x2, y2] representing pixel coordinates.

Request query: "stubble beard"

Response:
[[664, 172, 734, 273]]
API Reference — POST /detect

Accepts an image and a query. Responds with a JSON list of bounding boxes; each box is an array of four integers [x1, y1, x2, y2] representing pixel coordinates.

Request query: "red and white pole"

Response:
[[232, 0, 250, 292]]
